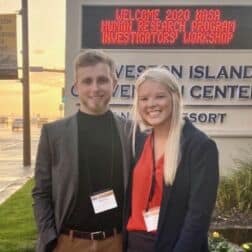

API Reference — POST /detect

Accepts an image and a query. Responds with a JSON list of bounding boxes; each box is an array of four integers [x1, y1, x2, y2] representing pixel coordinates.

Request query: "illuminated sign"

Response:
[[82, 6, 252, 49], [0, 14, 17, 79]]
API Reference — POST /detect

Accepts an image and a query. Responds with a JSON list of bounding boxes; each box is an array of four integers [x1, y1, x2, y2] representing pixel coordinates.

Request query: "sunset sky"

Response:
[[0, 0, 65, 118]]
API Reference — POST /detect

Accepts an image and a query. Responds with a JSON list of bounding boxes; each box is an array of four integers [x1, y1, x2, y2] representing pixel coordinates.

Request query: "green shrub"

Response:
[[209, 231, 236, 252], [216, 159, 252, 213]]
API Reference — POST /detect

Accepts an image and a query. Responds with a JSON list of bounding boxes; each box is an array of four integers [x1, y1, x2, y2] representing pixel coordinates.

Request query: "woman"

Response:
[[125, 67, 219, 252]]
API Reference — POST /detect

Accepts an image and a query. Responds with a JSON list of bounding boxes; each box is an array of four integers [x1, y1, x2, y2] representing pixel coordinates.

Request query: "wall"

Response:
[[65, 0, 252, 175]]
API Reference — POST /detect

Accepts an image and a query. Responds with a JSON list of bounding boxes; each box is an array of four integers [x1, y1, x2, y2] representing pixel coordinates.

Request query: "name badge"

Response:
[[143, 207, 160, 232], [90, 189, 118, 214]]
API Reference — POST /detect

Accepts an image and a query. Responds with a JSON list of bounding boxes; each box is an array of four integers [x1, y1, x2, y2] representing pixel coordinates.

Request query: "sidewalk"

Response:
[[0, 125, 40, 205], [0, 161, 34, 205]]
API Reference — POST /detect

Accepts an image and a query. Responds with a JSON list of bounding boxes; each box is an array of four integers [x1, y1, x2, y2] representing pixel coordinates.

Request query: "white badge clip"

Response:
[[143, 207, 160, 232], [90, 189, 118, 214]]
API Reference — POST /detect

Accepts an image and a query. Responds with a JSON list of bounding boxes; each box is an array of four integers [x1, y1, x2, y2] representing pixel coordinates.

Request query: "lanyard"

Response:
[[146, 131, 157, 211], [85, 114, 115, 194]]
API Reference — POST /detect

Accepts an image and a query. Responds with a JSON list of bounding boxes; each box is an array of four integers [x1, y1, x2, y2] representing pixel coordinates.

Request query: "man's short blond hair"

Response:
[[74, 50, 117, 82]]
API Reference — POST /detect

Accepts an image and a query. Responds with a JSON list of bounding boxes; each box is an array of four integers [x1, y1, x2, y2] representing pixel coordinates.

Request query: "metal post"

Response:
[[21, 0, 31, 166]]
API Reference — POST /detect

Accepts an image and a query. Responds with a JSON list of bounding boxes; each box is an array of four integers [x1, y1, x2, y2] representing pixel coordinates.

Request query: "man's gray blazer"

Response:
[[32, 113, 132, 252]]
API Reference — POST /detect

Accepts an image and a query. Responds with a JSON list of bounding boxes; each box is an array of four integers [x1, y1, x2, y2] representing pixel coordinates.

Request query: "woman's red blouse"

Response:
[[127, 135, 164, 232]]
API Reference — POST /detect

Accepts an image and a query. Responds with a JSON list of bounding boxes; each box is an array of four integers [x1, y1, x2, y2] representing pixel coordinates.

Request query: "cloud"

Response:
[[33, 49, 45, 55]]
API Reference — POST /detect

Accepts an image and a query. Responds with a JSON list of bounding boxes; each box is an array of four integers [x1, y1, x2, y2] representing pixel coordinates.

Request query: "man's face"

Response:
[[75, 63, 116, 115]]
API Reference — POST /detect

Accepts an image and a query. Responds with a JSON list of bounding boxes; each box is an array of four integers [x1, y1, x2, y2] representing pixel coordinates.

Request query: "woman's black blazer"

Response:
[[124, 118, 219, 252]]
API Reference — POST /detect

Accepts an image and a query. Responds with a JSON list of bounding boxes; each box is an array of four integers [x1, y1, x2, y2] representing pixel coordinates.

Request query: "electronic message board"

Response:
[[82, 6, 252, 49]]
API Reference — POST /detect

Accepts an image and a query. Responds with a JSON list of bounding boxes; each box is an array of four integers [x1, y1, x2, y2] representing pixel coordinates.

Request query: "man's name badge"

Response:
[[90, 189, 118, 214], [143, 207, 160, 232]]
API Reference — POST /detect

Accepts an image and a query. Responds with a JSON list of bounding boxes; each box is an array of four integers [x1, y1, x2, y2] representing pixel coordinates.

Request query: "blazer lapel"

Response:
[[65, 114, 79, 183], [157, 183, 172, 234], [60, 114, 79, 223], [157, 120, 188, 233], [113, 115, 131, 193]]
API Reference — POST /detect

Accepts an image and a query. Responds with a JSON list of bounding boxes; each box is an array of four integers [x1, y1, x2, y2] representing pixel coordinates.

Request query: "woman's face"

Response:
[[137, 80, 172, 129]]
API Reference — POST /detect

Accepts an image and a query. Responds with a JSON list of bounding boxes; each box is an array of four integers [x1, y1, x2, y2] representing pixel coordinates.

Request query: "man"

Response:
[[32, 50, 132, 252]]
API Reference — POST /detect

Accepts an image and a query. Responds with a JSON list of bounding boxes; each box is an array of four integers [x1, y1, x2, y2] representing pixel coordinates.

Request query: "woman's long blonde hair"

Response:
[[132, 67, 183, 185]]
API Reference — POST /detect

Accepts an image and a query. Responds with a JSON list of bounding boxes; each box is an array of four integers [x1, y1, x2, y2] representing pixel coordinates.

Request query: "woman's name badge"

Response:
[[143, 207, 160, 232], [90, 189, 118, 214]]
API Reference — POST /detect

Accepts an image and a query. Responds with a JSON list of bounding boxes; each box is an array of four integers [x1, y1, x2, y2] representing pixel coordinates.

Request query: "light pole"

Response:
[[21, 0, 31, 166]]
